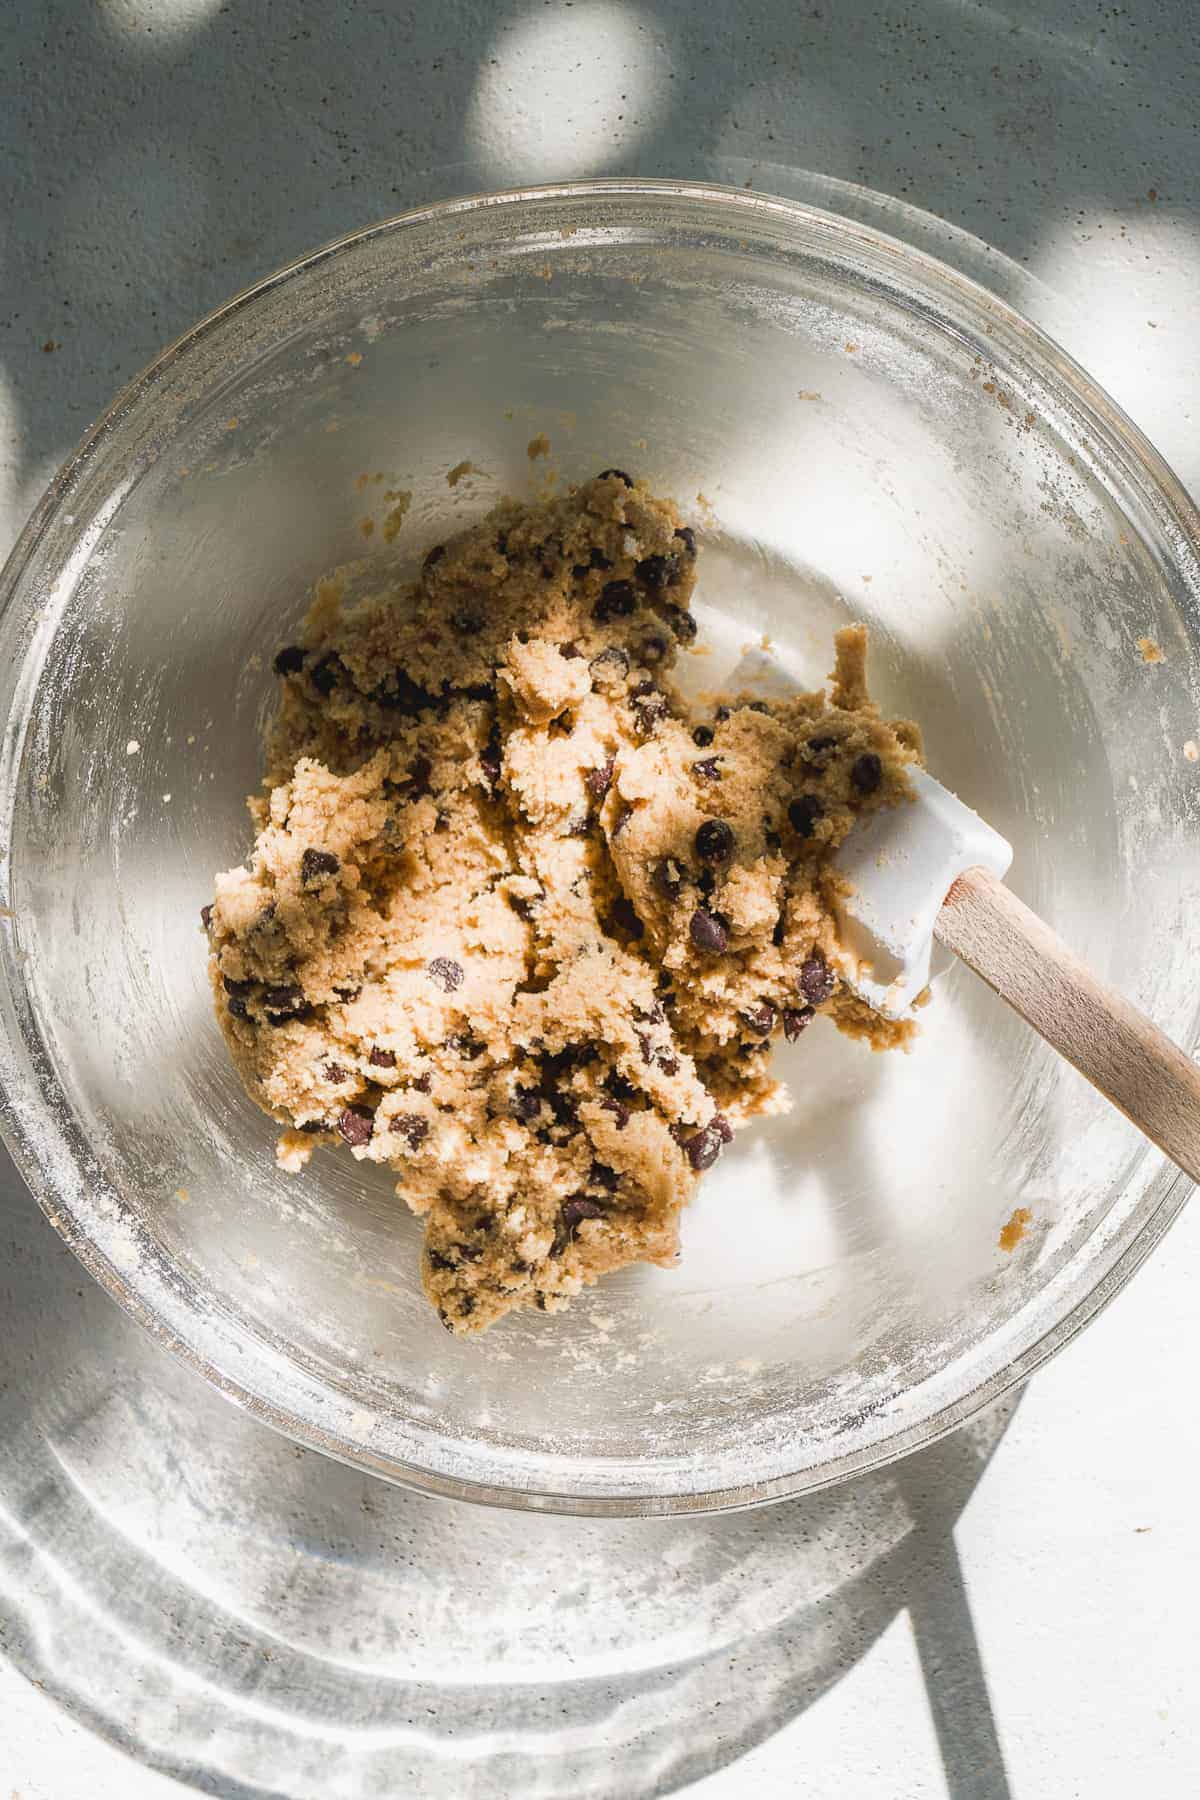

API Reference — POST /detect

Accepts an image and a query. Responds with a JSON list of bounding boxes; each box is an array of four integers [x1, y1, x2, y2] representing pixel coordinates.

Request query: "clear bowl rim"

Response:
[[0, 175, 1196, 1517]]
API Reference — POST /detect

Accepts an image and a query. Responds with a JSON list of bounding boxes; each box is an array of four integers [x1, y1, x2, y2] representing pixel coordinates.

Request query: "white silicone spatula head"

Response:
[[832, 767, 1013, 1017], [831, 766, 1200, 1184]]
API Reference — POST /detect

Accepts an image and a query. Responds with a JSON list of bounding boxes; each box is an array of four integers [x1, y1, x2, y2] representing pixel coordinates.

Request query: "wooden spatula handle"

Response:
[[935, 864, 1200, 1184]]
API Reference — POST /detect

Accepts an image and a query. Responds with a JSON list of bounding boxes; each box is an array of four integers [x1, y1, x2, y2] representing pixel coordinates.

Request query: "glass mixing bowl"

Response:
[[1, 180, 1197, 1514]]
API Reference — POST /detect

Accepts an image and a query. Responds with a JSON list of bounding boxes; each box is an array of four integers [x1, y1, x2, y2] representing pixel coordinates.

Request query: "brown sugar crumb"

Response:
[[998, 1207, 1033, 1253], [527, 433, 551, 460], [1137, 637, 1165, 664], [446, 460, 475, 486]]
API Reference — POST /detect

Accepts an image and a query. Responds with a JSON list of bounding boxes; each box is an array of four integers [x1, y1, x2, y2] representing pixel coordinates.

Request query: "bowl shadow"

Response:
[[0, 1142, 1014, 1800]]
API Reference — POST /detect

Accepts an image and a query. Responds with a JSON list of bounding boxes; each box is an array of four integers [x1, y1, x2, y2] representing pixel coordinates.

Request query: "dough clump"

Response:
[[206, 472, 922, 1332]]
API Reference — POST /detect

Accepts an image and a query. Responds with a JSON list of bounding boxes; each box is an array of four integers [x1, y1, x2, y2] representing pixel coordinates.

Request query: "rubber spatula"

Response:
[[833, 765, 1200, 1182]]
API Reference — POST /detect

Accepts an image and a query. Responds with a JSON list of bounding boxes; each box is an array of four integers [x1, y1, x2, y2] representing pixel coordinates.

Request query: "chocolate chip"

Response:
[[689, 909, 729, 954], [600, 1098, 630, 1130], [309, 653, 344, 697], [694, 819, 734, 863], [337, 1105, 375, 1147], [654, 857, 687, 900], [635, 1031, 653, 1066], [606, 896, 644, 940], [585, 759, 614, 802], [373, 669, 437, 715], [665, 604, 698, 643], [451, 609, 483, 635], [334, 984, 361, 1002], [596, 468, 634, 487], [560, 641, 583, 659], [788, 795, 823, 839], [422, 543, 446, 572], [369, 1046, 396, 1069], [200, 903, 213, 931], [696, 868, 716, 899], [324, 1062, 348, 1083], [589, 1161, 620, 1192], [636, 553, 677, 590], [273, 644, 305, 676], [406, 752, 433, 795], [446, 1033, 485, 1060], [222, 973, 253, 997], [412, 1072, 432, 1093], [692, 725, 714, 748], [797, 953, 835, 1006], [674, 526, 697, 556], [456, 1241, 484, 1263], [851, 752, 883, 794], [639, 635, 669, 664], [594, 579, 637, 622], [553, 1195, 606, 1254], [573, 546, 614, 578], [298, 1118, 326, 1134], [741, 1001, 776, 1036], [807, 734, 837, 757], [512, 1088, 541, 1122], [711, 1113, 734, 1144], [611, 803, 634, 838], [683, 1124, 724, 1171], [783, 1006, 815, 1041], [692, 756, 722, 782], [605, 1069, 636, 1099], [427, 1247, 455, 1272], [772, 914, 787, 947], [745, 700, 771, 715], [589, 645, 630, 683], [567, 809, 592, 838], [427, 956, 464, 993], [264, 983, 304, 1014], [300, 847, 340, 885], [633, 690, 669, 734], [479, 744, 502, 789], [657, 1051, 680, 1076], [227, 996, 250, 1019], [391, 1113, 428, 1149]]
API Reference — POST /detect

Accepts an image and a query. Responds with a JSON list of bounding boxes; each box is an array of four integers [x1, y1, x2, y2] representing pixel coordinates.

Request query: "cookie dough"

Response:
[[205, 471, 922, 1333]]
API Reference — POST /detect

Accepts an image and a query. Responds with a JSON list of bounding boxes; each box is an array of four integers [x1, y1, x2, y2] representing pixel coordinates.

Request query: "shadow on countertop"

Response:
[[0, 1139, 1013, 1800]]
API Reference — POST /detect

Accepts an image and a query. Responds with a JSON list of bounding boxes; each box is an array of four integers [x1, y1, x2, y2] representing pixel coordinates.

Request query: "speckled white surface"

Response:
[[2, 1, 1199, 1795]]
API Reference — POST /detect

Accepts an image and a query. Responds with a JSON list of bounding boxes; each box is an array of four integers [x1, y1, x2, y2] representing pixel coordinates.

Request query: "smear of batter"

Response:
[[205, 472, 922, 1332], [998, 1206, 1033, 1252]]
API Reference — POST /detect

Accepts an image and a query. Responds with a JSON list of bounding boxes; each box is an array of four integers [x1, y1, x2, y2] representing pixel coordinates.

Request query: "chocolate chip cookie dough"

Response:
[[205, 471, 922, 1333]]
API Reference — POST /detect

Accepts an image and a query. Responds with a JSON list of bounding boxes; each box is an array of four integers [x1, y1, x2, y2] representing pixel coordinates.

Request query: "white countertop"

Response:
[[2, 2, 1198, 1794]]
